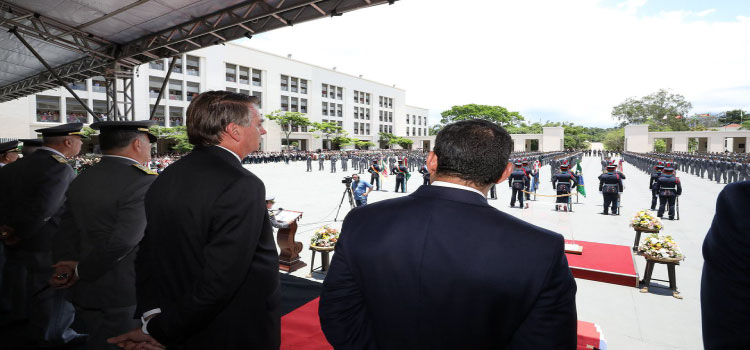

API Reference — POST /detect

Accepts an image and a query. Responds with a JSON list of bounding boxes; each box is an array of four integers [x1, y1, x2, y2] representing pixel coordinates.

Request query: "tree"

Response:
[[396, 138, 414, 149], [267, 110, 312, 150], [148, 125, 193, 154], [428, 124, 443, 135], [719, 109, 748, 125], [653, 139, 667, 152], [379, 132, 398, 149], [440, 104, 524, 126], [741, 121, 750, 130], [333, 136, 353, 147], [602, 128, 624, 151], [611, 89, 692, 130], [311, 121, 344, 149], [356, 140, 375, 149]]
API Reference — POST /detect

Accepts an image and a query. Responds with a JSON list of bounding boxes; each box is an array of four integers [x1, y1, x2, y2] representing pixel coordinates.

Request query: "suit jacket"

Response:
[[53, 156, 157, 309], [136, 146, 280, 349], [701, 181, 750, 348], [319, 185, 577, 350]]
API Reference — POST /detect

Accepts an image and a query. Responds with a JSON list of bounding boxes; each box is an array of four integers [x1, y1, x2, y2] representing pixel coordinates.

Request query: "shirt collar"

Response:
[[38, 146, 66, 159], [102, 155, 140, 165], [431, 181, 487, 198], [214, 145, 242, 163]]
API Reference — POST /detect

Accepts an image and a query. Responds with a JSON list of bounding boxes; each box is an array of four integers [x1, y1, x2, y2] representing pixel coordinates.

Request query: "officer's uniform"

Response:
[[418, 164, 430, 186], [552, 165, 577, 211], [649, 165, 664, 210], [508, 163, 528, 208], [598, 165, 624, 215], [393, 161, 409, 193], [655, 167, 682, 220], [0, 140, 19, 167], [318, 154, 325, 171], [341, 156, 348, 172], [52, 121, 158, 349], [306, 155, 312, 172], [330, 155, 337, 173], [1, 123, 86, 346], [368, 161, 381, 190]]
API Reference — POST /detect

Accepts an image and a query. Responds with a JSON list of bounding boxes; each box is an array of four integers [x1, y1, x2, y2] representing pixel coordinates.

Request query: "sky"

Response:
[[239, 0, 750, 128]]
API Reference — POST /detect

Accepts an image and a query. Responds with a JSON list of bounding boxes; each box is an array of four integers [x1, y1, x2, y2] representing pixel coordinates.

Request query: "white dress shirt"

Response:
[[431, 181, 487, 198]]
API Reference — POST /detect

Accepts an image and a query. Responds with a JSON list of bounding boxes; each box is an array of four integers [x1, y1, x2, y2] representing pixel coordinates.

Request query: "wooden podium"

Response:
[[275, 210, 307, 272]]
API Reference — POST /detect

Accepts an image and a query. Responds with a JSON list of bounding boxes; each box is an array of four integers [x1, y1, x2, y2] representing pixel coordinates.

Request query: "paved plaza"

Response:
[[247, 154, 726, 350]]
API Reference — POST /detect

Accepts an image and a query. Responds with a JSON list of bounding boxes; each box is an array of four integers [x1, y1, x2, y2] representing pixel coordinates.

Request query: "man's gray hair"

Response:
[[186, 91, 260, 146]]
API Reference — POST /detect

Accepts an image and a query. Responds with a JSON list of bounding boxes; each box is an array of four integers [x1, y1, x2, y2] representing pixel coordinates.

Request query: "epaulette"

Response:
[[132, 164, 158, 175], [51, 154, 67, 163]]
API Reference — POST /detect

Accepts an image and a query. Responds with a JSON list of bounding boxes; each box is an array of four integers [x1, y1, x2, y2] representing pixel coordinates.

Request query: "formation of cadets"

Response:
[[625, 151, 750, 184]]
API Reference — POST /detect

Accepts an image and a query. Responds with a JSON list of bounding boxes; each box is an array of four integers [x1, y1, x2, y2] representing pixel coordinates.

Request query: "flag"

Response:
[[576, 160, 586, 197], [675, 115, 683, 119], [379, 159, 389, 177]]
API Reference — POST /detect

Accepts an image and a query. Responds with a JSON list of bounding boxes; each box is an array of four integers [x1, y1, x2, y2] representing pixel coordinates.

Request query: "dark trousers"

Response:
[[330, 163, 336, 173], [318, 162, 324, 170], [395, 177, 406, 193], [306, 162, 312, 171], [75, 305, 138, 350], [651, 189, 659, 210], [524, 184, 530, 200], [423, 177, 430, 186], [658, 195, 676, 218], [370, 174, 380, 190], [489, 184, 497, 199], [355, 198, 367, 207], [511, 188, 524, 207], [603, 193, 618, 214]]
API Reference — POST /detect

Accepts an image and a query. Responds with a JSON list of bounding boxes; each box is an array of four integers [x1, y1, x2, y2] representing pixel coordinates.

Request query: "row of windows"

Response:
[[225, 88, 263, 108], [149, 105, 185, 127], [34, 95, 187, 126], [280, 75, 308, 94], [353, 106, 371, 120], [353, 90, 371, 105], [405, 127, 429, 137], [379, 110, 393, 123], [226, 64, 262, 86], [353, 122, 371, 135], [321, 84, 343, 100], [321, 119, 343, 128], [280, 95, 308, 113], [150, 55, 200, 76], [379, 96, 393, 109], [322, 102, 343, 117], [406, 114, 427, 126], [379, 125, 393, 134], [149, 76, 200, 101]]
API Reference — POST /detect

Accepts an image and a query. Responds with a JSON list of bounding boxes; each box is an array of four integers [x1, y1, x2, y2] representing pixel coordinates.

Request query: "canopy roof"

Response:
[[0, 0, 389, 102]]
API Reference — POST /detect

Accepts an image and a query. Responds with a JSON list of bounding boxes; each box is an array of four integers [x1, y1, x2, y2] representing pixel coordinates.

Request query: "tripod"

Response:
[[334, 185, 356, 222]]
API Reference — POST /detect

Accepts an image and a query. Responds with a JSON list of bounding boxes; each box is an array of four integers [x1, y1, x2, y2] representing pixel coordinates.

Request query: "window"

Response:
[[281, 95, 289, 111], [389, 125, 392, 133], [172, 57, 182, 74], [354, 122, 359, 135], [336, 104, 342, 117], [187, 82, 199, 101], [406, 114, 410, 124], [149, 59, 164, 70], [360, 108, 365, 119], [280, 75, 288, 91], [93, 100, 107, 121], [92, 76, 106, 93], [239, 66, 249, 84], [225, 64, 237, 82], [388, 98, 392, 108], [329, 87, 335, 99], [379, 110, 383, 122], [360, 123, 365, 135], [406, 128, 410, 136], [252, 91, 262, 109], [365, 108, 370, 120], [337, 87, 343, 100], [300, 79, 307, 94], [353, 107, 358, 119], [413, 127, 416, 135], [322, 102, 328, 116], [365, 124, 370, 135], [291, 97, 298, 112], [418, 128, 422, 136], [186, 55, 200, 76], [301, 98, 307, 113], [226, 87, 236, 92], [149, 76, 163, 98], [329, 103, 335, 117], [322, 84, 328, 98], [252, 69, 262, 86], [379, 96, 383, 107], [389, 112, 393, 123], [239, 89, 249, 96], [418, 116, 422, 125], [169, 80, 182, 100], [290, 77, 298, 93], [354, 91, 359, 103], [169, 107, 184, 126], [150, 105, 165, 126], [66, 98, 88, 123], [365, 93, 370, 105], [71, 80, 86, 91]]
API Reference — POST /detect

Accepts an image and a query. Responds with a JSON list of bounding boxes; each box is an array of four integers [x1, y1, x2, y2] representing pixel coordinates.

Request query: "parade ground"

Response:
[[247, 154, 724, 350]]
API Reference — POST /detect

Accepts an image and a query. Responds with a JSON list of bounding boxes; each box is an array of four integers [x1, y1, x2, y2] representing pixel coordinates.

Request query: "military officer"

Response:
[[655, 166, 682, 220], [1, 123, 87, 346], [393, 159, 409, 193], [552, 163, 577, 212], [368, 160, 382, 191], [508, 162, 528, 208], [598, 164, 624, 215], [418, 163, 430, 186], [330, 154, 337, 173], [341, 154, 348, 172], [306, 154, 312, 172], [0, 141, 20, 167], [50, 121, 157, 349], [318, 153, 325, 171], [649, 164, 664, 210], [265, 196, 289, 229], [19, 139, 43, 157]]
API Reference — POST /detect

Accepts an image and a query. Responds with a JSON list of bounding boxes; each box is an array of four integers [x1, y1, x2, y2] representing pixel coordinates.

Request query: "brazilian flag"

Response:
[[576, 160, 586, 197]]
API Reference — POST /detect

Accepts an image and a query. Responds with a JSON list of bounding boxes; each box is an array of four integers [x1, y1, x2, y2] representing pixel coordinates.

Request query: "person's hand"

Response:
[[362, 192, 368, 197], [108, 328, 164, 350], [50, 261, 79, 289]]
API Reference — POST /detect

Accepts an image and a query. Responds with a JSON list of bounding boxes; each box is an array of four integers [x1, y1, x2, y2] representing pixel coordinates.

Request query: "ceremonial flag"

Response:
[[576, 160, 587, 197], [379, 159, 389, 177]]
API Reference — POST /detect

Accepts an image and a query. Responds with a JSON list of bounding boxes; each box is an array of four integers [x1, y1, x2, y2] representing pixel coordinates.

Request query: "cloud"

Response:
[[696, 9, 717, 17], [617, 0, 648, 15], [245, 0, 750, 127]]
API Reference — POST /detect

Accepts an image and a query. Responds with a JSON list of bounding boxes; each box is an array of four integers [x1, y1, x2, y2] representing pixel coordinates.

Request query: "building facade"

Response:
[[0, 42, 429, 152]]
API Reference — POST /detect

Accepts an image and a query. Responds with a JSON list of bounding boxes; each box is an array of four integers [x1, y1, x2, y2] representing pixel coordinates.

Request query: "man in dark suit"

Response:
[[701, 180, 750, 348], [319, 120, 577, 349], [109, 91, 280, 349], [0, 123, 87, 346], [51, 121, 158, 349]]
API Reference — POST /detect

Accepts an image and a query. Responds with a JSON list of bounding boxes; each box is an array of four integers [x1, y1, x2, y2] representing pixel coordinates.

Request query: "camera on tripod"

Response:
[[341, 176, 353, 184]]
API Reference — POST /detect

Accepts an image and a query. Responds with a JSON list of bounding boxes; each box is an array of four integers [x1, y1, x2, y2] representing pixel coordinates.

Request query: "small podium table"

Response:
[[275, 210, 306, 273], [640, 255, 683, 299]]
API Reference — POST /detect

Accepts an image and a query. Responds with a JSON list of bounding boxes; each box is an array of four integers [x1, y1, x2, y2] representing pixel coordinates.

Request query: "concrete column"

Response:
[[624, 125, 649, 152], [513, 138, 524, 152], [672, 135, 688, 152], [708, 135, 725, 153], [542, 127, 564, 151]]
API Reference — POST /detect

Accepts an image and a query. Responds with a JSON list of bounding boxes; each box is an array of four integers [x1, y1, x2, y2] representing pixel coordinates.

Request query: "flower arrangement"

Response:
[[638, 233, 684, 260], [630, 210, 662, 231], [310, 226, 340, 248]]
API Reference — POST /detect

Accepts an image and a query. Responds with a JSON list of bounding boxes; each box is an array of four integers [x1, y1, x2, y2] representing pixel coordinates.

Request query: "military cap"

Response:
[[560, 164, 569, 169], [373, 160, 378, 163], [663, 167, 675, 173], [35, 122, 87, 138], [606, 164, 616, 169], [265, 195, 275, 202], [514, 161, 522, 166], [91, 120, 158, 142], [19, 138, 43, 147], [0, 140, 19, 153], [655, 164, 665, 169]]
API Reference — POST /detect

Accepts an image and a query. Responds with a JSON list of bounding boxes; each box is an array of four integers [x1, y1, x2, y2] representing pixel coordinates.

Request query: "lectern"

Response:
[[274, 210, 306, 272]]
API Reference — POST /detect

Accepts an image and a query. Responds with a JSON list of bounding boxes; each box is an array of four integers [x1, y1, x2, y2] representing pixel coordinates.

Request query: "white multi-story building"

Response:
[[0, 42, 430, 151]]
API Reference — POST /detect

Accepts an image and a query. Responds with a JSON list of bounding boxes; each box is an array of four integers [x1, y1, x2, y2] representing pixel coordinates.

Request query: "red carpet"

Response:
[[281, 298, 607, 350], [565, 240, 639, 287]]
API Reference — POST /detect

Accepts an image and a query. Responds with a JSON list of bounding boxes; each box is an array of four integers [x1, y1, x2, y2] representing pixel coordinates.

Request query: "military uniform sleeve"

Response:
[[77, 176, 154, 281], [52, 197, 81, 262], [20, 164, 74, 242]]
